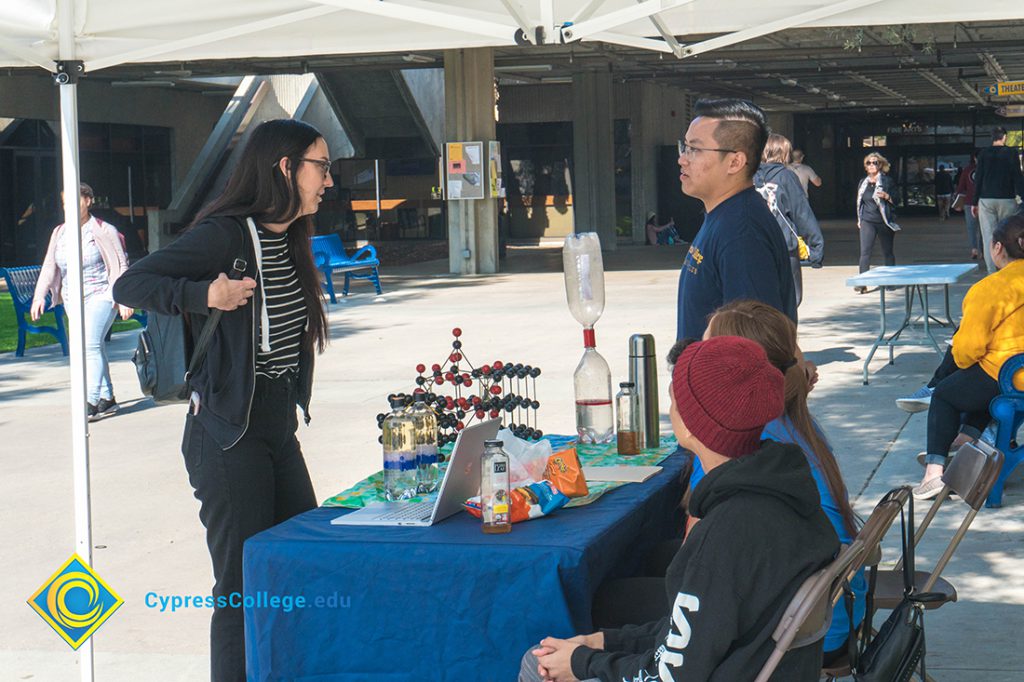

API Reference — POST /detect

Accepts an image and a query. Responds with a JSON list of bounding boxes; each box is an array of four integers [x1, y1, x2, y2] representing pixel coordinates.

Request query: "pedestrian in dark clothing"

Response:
[[854, 152, 899, 291], [754, 133, 824, 306], [113, 119, 334, 682], [936, 163, 954, 220], [674, 99, 796, 340], [970, 127, 1024, 274]]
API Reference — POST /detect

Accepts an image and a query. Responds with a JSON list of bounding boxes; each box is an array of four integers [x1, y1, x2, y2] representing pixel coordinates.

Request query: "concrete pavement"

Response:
[[2, 215, 1021, 681]]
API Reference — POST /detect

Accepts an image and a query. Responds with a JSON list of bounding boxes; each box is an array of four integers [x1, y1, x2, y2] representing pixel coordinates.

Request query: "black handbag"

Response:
[[848, 488, 940, 682], [132, 255, 247, 404]]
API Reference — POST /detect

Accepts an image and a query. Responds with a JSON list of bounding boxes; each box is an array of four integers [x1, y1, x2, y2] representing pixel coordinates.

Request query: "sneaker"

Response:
[[980, 421, 998, 447], [854, 286, 868, 294], [912, 477, 945, 500], [896, 385, 934, 413], [87, 403, 99, 421], [94, 397, 119, 419]]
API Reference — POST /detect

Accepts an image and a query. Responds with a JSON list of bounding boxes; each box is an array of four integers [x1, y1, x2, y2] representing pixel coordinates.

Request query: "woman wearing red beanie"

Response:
[[521, 335, 839, 682]]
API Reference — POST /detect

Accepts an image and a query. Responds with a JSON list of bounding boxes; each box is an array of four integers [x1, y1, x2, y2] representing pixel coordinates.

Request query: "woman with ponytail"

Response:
[[694, 299, 864, 665]]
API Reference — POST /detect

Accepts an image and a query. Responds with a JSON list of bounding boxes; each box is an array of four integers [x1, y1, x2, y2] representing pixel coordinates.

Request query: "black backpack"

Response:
[[132, 256, 247, 404]]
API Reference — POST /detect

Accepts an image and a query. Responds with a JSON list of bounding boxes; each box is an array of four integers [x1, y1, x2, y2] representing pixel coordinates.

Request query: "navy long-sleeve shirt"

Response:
[[676, 187, 797, 341]]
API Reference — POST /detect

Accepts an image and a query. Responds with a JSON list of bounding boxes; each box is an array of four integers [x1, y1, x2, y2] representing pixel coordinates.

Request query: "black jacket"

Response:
[[971, 145, 1024, 203], [571, 441, 839, 682], [754, 163, 825, 266], [112, 216, 315, 450]]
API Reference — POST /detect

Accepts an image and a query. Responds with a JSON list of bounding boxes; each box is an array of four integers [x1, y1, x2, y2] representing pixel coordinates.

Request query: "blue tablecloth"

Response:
[[243, 451, 686, 682]]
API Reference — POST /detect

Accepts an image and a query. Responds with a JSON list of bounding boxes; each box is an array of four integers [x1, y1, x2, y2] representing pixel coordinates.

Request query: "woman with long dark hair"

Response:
[[113, 119, 333, 681]]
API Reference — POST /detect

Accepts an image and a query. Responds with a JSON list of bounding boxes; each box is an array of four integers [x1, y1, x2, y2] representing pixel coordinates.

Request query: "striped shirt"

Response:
[[255, 226, 307, 378]]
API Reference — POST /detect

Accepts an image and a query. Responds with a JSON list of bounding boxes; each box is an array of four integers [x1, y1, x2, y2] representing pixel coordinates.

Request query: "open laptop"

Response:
[[331, 419, 500, 527]]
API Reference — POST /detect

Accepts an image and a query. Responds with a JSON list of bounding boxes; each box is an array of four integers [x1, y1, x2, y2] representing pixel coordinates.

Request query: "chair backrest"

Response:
[[1, 265, 43, 311], [753, 540, 866, 682], [310, 233, 346, 260], [856, 486, 910, 570], [997, 352, 1024, 396]]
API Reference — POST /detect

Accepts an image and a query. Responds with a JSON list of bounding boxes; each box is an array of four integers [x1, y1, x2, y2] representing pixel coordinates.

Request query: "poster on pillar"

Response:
[[488, 141, 504, 199], [445, 141, 485, 200]]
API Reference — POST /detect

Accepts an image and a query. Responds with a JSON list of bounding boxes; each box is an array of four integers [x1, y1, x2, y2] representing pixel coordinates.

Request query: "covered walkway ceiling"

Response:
[[75, 19, 1024, 113]]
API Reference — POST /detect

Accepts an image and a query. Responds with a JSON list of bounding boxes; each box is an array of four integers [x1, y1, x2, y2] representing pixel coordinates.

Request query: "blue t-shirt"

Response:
[[676, 186, 797, 341], [687, 416, 867, 651]]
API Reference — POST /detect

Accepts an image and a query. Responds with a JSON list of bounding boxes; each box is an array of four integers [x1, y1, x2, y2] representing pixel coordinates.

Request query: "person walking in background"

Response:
[[935, 163, 954, 221], [955, 154, 982, 260], [675, 98, 796, 340], [31, 182, 133, 421], [754, 133, 824, 307], [789, 148, 822, 195], [114, 119, 333, 682], [854, 152, 899, 292], [971, 127, 1024, 274]]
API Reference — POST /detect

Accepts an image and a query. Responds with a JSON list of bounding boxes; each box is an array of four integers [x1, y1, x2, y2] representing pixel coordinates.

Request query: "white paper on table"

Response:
[[448, 180, 462, 199], [465, 145, 480, 165], [583, 465, 662, 483]]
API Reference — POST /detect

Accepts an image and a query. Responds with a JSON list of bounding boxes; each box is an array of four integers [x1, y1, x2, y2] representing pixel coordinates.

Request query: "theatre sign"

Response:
[[983, 81, 1024, 97]]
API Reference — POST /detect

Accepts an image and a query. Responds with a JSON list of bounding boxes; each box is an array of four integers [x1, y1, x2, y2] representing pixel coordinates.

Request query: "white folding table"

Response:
[[846, 263, 979, 384]]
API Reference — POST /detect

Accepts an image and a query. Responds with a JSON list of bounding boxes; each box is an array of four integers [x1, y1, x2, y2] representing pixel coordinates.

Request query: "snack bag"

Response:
[[463, 480, 569, 523], [545, 447, 589, 498]]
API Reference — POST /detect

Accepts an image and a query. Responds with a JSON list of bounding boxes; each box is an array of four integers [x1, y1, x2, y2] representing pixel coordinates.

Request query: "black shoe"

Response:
[[94, 397, 119, 419], [87, 403, 99, 421]]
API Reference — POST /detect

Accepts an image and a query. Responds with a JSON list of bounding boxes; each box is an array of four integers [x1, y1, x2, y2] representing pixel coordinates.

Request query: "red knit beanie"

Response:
[[671, 336, 785, 458]]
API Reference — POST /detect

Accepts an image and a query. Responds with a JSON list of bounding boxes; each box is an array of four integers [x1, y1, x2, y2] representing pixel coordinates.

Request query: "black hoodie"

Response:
[[112, 216, 315, 450], [571, 441, 839, 682]]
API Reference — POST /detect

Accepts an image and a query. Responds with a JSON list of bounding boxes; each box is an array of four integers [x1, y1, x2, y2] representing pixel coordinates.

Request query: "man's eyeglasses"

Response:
[[300, 158, 332, 178], [678, 140, 737, 159]]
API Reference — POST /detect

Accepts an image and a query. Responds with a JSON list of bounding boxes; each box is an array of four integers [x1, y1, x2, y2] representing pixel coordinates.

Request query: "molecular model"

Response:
[[376, 328, 543, 458]]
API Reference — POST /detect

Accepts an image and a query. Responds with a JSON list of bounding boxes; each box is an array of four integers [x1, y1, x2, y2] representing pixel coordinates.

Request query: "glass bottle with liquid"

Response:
[[615, 381, 640, 455], [480, 439, 511, 534], [381, 397, 418, 501], [407, 393, 440, 493]]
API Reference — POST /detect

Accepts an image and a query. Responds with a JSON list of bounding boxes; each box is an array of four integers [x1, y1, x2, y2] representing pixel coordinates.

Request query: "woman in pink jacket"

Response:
[[32, 183, 133, 420]]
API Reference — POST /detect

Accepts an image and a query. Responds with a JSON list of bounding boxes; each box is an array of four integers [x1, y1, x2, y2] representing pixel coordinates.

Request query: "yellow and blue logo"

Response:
[[27, 554, 123, 650]]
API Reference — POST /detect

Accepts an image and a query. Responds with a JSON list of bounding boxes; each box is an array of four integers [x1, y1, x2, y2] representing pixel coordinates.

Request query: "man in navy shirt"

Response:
[[676, 99, 797, 340]]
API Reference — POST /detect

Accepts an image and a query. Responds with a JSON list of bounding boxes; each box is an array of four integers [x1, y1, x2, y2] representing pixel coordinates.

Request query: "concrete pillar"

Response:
[[444, 48, 498, 275], [572, 68, 616, 249], [629, 82, 660, 245]]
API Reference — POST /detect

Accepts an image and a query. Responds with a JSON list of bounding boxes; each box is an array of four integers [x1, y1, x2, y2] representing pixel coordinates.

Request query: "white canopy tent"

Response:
[[2, 1, 1022, 679]]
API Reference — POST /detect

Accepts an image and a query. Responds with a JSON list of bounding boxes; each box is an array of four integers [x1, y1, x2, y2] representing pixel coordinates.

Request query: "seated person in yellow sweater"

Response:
[[898, 213, 1024, 500]]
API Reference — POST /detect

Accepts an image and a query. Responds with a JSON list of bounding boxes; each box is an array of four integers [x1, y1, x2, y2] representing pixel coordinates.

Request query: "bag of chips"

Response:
[[463, 480, 569, 523], [545, 447, 589, 498]]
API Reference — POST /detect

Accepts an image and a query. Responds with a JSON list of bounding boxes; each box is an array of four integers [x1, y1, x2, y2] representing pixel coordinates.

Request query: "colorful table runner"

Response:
[[321, 433, 680, 508]]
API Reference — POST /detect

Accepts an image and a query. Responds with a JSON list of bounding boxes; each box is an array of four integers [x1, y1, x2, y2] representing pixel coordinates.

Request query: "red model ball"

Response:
[[493, 360, 504, 370], [431, 363, 441, 372], [490, 385, 502, 395], [489, 409, 499, 419], [475, 410, 486, 419], [452, 327, 462, 337], [416, 363, 426, 373]]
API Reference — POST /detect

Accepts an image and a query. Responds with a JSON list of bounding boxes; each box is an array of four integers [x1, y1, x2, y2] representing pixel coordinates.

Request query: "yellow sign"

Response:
[[27, 554, 124, 650], [997, 81, 1024, 97]]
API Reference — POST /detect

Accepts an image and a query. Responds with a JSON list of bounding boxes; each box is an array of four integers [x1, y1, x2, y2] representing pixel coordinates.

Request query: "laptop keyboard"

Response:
[[376, 500, 434, 522]]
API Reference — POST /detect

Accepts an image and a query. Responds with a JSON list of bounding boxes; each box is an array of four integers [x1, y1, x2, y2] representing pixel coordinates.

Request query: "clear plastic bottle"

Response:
[[407, 393, 440, 493], [480, 439, 511, 534], [574, 348, 614, 443], [381, 397, 418, 501], [562, 232, 606, 329], [563, 232, 613, 443], [615, 382, 640, 455]]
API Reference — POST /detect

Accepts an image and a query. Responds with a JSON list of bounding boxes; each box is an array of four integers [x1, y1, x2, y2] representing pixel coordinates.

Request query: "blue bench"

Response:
[[310, 234, 382, 303], [988, 353, 1024, 508], [0, 265, 69, 357]]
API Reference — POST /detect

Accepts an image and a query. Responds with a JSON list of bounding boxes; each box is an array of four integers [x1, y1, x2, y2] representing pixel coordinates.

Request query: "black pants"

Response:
[[858, 220, 896, 273], [790, 250, 804, 307], [926, 350, 998, 459], [182, 374, 317, 682]]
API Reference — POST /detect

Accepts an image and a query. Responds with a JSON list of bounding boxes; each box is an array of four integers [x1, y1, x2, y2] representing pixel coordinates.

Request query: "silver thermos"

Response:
[[628, 334, 660, 449]]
